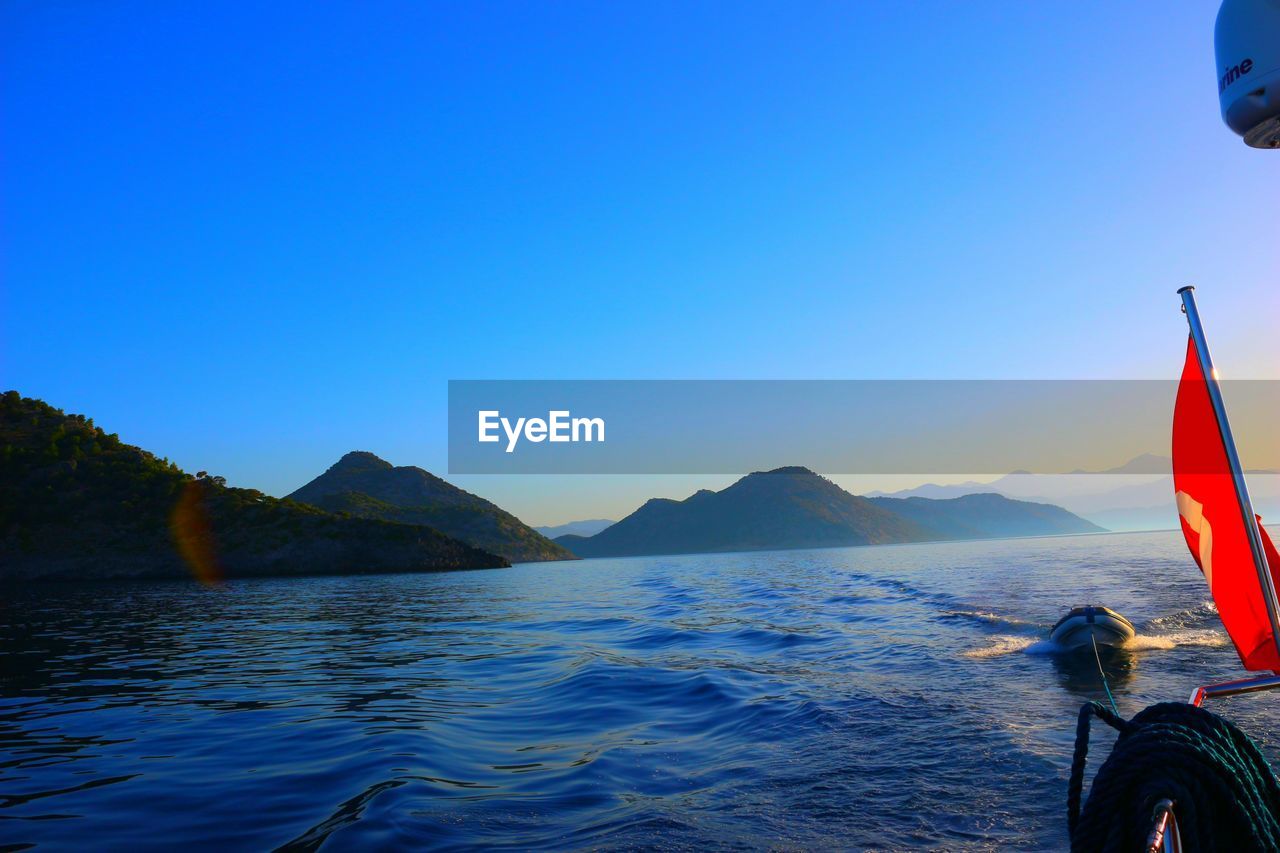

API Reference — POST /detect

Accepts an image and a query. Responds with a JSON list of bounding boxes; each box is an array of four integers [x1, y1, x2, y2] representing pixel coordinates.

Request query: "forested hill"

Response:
[[0, 392, 507, 581], [289, 451, 575, 563]]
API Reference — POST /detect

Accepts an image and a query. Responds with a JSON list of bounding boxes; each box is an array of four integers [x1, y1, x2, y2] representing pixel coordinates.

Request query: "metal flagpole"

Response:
[[1178, 285, 1280, 665]]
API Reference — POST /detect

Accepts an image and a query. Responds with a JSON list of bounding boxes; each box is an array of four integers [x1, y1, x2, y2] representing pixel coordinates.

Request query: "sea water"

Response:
[[2, 530, 1276, 850]]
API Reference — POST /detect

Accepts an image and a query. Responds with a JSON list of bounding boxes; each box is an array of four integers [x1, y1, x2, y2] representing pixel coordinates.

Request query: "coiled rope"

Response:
[[1068, 700, 1280, 851]]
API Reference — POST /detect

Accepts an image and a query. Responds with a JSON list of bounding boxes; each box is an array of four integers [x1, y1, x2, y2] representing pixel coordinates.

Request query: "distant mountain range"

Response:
[[556, 467, 1102, 558], [1069, 453, 1175, 475], [869, 493, 1100, 540], [0, 392, 1130, 580], [535, 519, 615, 539], [866, 454, 1280, 532], [0, 393, 508, 581], [289, 451, 575, 563]]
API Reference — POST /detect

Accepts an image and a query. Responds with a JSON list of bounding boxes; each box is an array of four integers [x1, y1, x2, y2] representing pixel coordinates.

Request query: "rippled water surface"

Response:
[[5, 530, 1280, 850]]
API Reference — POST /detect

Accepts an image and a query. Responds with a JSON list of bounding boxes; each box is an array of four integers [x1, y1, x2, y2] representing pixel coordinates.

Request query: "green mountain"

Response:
[[0, 392, 508, 581], [288, 451, 575, 563], [557, 467, 1103, 558]]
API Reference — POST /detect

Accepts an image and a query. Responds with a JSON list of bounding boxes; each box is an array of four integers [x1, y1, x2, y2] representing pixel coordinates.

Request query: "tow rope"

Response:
[[1090, 634, 1120, 716], [1068, 700, 1280, 851]]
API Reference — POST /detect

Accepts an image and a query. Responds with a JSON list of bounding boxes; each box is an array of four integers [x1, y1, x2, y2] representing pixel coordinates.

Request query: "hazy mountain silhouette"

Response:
[[867, 455, 1172, 501], [0, 393, 507, 581], [289, 451, 574, 563], [1067, 453, 1171, 475], [864, 454, 1280, 532], [869, 493, 1103, 540], [557, 467, 1101, 558], [535, 519, 615, 539]]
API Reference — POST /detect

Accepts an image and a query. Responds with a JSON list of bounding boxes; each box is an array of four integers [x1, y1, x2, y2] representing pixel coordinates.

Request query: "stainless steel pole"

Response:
[[1178, 285, 1280, 665], [1189, 672, 1280, 706]]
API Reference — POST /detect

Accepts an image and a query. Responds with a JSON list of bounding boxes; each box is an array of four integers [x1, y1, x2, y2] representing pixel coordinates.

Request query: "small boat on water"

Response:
[[1049, 605, 1135, 651]]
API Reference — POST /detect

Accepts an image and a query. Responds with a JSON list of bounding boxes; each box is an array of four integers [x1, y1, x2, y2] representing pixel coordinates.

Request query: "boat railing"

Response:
[[1188, 672, 1280, 706], [1145, 799, 1182, 853]]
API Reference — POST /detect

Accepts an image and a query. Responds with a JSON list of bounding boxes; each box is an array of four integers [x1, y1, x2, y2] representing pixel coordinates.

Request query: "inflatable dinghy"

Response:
[[1049, 606, 1134, 651]]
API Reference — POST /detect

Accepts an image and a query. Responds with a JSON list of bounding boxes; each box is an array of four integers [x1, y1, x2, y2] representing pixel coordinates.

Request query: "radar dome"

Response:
[[1216, 0, 1280, 147]]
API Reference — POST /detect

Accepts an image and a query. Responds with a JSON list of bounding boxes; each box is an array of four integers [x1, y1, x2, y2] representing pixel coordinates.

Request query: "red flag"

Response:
[[1173, 337, 1280, 671]]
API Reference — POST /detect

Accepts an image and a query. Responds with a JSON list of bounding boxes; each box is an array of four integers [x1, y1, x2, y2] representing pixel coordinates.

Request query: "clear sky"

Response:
[[3, 1, 1277, 525]]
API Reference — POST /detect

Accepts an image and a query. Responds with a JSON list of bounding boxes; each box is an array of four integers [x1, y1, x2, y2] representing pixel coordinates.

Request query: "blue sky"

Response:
[[3, 1, 1277, 525]]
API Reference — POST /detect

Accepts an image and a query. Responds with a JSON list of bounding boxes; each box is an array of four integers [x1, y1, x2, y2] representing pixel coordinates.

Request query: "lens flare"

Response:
[[170, 480, 223, 586]]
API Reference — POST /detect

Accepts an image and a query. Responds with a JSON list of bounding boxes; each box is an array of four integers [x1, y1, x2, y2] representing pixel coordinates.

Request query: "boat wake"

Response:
[[1124, 628, 1228, 651], [1124, 600, 1227, 650], [963, 636, 1050, 658], [1142, 600, 1219, 632], [942, 609, 1039, 629]]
